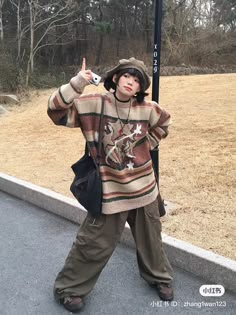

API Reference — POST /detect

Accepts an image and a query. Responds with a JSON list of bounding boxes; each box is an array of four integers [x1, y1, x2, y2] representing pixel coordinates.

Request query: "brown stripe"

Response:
[[79, 115, 100, 131], [53, 95, 63, 109], [102, 167, 153, 184], [151, 127, 164, 140], [132, 142, 151, 163], [158, 110, 171, 125]]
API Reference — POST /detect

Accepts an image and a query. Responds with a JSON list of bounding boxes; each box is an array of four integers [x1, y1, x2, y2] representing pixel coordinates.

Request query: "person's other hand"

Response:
[[78, 57, 92, 82]]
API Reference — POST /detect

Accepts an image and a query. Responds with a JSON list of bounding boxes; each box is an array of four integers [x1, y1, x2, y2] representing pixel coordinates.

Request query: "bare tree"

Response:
[[1, 0, 236, 92], [10, 0, 22, 64], [25, 0, 78, 86], [0, 0, 5, 41]]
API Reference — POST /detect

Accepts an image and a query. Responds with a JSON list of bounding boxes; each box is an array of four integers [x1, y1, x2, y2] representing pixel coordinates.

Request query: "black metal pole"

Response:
[[151, 0, 163, 186], [152, 0, 163, 103]]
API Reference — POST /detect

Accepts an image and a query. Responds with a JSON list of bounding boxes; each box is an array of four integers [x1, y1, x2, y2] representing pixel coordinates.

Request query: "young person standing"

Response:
[[47, 57, 174, 313]]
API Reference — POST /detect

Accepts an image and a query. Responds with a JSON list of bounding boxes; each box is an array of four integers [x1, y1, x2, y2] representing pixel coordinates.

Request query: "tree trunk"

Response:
[[26, 0, 34, 86], [55, 25, 63, 65], [82, 18, 88, 58], [74, 21, 81, 65], [29, 0, 34, 73], [0, 0, 5, 42], [25, 58, 30, 87], [95, 34, 103, 66], [145, 5, 152, 53], [16, 0, 21, 64], [95, 3, 104, 66], [116, 25, 122, 57], [132, 0, 138, 34]]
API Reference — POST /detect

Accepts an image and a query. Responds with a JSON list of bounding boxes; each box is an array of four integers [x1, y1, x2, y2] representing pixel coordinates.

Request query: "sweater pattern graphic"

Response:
[[103, 120, 144, 170]]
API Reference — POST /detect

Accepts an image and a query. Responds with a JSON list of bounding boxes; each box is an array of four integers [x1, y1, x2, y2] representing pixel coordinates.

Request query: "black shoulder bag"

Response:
[[70, 96, 104, 218]]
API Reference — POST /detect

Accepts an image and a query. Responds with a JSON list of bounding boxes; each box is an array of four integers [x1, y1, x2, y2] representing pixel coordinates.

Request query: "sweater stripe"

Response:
[[59, 87, 71, 105], [102, 182, 156, 203], [47, 85, 171, 214], [102, 170, 153, 185], [100, 163, 152, 181]]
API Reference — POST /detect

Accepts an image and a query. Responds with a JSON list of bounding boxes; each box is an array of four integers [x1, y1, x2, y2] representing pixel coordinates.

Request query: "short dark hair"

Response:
[[103, 68, 148, 103]]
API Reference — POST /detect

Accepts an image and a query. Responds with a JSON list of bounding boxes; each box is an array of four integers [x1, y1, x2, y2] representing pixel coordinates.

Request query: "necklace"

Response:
[[114, 98, 132, 136]]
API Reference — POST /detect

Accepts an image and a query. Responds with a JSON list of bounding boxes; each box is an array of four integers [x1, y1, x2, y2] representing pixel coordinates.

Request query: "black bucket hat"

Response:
[[104, 57, 151, 91]]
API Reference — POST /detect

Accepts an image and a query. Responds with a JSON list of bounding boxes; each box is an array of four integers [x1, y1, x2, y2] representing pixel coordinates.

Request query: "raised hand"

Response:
[[79, 57, 92, 82]]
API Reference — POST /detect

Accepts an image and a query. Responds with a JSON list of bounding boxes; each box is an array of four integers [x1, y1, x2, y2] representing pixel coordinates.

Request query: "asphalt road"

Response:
[[0, 191, 235, 315]]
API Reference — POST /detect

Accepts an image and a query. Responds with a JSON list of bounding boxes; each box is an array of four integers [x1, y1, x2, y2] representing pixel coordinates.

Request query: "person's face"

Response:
[[113, 73, 140, 100]]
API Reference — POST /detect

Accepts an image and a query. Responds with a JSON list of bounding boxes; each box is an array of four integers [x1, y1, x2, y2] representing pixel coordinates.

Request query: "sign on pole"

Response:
[[152, 0, 163, 103], [151, 0, 163, 185]]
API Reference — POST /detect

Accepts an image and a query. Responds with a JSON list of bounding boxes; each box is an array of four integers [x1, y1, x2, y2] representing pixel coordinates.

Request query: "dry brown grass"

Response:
[[0, 73, 235, 260]]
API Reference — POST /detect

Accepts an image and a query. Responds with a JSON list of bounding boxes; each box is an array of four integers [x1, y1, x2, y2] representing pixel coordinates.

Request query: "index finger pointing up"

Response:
[[81, 57, 86, 71]]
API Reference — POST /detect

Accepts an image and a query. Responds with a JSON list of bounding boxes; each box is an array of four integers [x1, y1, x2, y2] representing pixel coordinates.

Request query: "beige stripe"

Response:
[[66, 106, 80, 128], [101, 164, 153, 183], [102, 187, 158, 214], [102, 173, 156, 195], [60, 83, 78, 105], [74, 97, 98, 114], [84, 130, 96, 141], [103, 181, 156, 199], [70, 80, 81, 94], [75, 94, 153, 121], [53, 90, 71, 109], [48, 94, 57, 110]]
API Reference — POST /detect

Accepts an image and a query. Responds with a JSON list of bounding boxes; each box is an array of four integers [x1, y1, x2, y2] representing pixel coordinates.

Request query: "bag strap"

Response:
[[96, 95, 105, 163], [84, 95, 105, 166]]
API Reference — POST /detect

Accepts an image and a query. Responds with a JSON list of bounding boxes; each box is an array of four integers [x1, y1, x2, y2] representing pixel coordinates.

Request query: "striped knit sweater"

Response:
[[47, 74, 171, 214]]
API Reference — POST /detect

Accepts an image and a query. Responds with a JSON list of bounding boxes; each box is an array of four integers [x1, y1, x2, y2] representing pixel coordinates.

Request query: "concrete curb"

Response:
[[0, 172, 235, 294]]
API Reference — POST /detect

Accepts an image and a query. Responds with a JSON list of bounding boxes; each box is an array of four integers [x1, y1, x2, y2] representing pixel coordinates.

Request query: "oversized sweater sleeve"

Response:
[[47, 73, 89, 127], [147, 101, 171, 150]]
